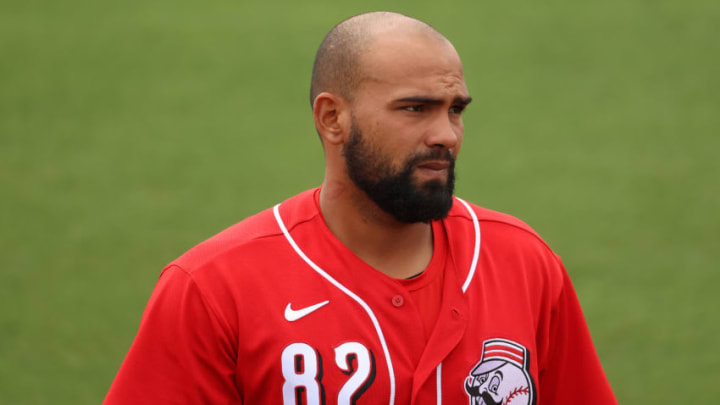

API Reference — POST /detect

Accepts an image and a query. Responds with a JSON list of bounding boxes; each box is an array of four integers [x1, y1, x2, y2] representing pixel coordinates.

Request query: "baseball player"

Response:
[[104, 12, 617, 405]]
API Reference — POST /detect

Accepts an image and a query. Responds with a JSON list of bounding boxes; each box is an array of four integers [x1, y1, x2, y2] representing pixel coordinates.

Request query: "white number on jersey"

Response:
[[281, 342, 375, 405], [335, 342, 376, 405], [281, 343, 324, 405]]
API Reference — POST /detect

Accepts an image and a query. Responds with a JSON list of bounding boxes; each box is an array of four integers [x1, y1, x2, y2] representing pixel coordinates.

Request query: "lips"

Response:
[[416, 160, 451, 170]]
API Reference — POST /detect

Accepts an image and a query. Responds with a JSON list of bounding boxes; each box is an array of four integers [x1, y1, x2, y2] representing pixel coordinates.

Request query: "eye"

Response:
[[401, 105, 424, 112], [449, 104, 466, 114], [489, 375, 501, 393], [476, 374, 488, 385]]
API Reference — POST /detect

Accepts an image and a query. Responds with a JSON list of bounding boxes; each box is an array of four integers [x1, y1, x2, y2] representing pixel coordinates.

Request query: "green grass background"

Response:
[[1, 0, 718, 403]]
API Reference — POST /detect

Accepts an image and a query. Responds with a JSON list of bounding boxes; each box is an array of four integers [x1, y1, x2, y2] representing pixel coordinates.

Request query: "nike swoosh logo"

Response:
[[284, 300, 330, 322]]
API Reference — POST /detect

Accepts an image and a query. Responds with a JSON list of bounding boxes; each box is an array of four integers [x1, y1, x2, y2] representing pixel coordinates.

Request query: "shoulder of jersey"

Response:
[[170, 189, 318, 272], [448, 197, 552, 250]]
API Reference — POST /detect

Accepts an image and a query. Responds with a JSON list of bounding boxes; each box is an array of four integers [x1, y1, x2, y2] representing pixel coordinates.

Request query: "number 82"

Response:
[[281, 342, 375, 405]]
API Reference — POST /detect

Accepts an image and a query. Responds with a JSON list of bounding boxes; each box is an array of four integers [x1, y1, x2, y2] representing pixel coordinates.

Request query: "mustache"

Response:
[[465, 379, 503, 405], [465, 380, 481, 397], [407, 149, 455, 167]]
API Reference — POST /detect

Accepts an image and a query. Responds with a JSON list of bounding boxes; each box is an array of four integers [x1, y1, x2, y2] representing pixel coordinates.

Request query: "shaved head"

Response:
[[310, 12, 470, 225], [310, 12, 450, 107]]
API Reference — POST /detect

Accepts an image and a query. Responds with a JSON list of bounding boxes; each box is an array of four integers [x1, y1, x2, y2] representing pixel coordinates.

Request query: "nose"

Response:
[[425, 114, 460, 151]]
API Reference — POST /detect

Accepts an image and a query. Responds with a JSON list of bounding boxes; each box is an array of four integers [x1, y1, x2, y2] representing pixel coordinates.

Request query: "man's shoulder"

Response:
[[446, 197, 553, 253], [448, 197, 540, 237], [169, 188, 319, 273], [446, 197, 565, 291]]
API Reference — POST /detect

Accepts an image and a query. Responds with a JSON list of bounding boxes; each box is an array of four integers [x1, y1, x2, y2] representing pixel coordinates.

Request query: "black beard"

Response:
[[343, 123, 455, 223]]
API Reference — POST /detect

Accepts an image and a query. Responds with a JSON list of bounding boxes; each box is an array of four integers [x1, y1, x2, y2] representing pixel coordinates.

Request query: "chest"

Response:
[[231, 257, 542, 405]]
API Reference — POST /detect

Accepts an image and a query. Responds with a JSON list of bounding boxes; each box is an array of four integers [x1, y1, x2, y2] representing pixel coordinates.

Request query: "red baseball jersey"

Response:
[[105, 188, 617, 404]]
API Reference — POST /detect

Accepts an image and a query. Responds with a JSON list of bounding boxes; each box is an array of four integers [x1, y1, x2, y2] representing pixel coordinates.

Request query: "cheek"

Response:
[[453, 125, 465, 155], [368, 126, 417, 161]]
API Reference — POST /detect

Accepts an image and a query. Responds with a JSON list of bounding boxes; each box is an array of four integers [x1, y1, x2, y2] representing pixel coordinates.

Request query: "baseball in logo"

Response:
[[464, 338, 536, 405]]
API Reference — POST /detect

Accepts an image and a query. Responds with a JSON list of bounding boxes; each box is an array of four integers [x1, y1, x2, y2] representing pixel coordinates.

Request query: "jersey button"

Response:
[[391, 295, 404, 308]]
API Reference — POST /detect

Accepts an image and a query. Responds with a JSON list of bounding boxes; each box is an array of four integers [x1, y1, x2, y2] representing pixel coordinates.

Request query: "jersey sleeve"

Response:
[[104, 265, 241, 404], [537, 260, 617, 404]]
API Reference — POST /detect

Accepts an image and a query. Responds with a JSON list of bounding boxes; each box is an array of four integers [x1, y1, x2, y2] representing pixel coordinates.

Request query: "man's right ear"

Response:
[[312, 92, 350, 146]]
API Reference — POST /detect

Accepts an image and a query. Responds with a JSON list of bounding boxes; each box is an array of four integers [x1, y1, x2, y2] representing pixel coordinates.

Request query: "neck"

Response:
[[319, 178, 434, 279]]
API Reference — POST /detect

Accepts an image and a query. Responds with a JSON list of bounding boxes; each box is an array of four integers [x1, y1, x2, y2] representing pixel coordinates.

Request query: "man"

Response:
[[105, 12, 617, 405]]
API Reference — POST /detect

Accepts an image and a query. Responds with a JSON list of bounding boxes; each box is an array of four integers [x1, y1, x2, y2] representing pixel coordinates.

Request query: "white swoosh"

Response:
[[284, 300, 330, 322]]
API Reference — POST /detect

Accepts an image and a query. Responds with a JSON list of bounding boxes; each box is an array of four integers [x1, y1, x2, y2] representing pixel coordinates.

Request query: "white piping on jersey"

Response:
[[436, 197, 481, 404], [456, 197, 481, 294], [275, 197, 480, 405], [436, 363, 442, 405], [273, 204, 397, 405]]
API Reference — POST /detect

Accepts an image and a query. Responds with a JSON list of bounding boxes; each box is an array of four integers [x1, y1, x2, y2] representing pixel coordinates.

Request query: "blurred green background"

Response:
[[1, 0, 718, 403]]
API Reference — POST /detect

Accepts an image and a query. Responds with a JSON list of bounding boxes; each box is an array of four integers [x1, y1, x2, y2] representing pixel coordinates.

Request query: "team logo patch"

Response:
[[464, 338, 536, 405]]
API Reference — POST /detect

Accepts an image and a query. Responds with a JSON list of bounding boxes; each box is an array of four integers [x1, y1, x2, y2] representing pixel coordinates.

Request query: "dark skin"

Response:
[[312, 19, 471, 279]]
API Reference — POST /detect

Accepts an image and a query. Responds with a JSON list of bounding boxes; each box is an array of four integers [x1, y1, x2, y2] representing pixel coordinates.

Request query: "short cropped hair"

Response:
[[309, 12, 443, 107]]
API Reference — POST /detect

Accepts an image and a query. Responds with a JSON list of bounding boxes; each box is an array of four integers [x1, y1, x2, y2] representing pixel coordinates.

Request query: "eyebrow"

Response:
[[394, 96, 473, 105]]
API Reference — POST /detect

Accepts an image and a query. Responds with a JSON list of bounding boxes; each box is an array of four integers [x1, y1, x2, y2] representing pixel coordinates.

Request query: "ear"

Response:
[[312, 92, 350, 146]]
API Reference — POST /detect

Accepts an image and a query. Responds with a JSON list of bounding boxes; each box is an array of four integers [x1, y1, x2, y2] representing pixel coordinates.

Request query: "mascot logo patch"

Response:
[[464, 338, 536, 405]]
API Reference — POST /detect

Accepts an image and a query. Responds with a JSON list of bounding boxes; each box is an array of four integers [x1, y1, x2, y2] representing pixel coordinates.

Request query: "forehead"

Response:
[[357, 33, 468, 100]]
